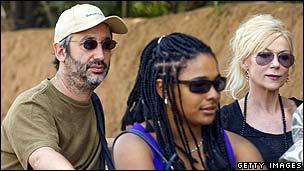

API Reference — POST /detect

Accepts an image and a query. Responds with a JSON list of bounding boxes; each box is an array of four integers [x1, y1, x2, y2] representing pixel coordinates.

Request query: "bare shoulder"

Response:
[[285, 96, 300, 112], [113, 131, 152, 153], [225, 130, 249, 145], [112, 131, 155, 169], [224, 130, 264, 163]]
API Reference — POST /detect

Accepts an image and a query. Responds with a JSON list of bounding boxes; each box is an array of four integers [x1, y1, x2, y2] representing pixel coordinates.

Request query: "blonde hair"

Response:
[[226, 14, 293, 99]]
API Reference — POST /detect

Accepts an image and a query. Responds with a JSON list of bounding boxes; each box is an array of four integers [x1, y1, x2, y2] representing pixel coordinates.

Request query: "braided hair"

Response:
[[121, 32, 234, 170]]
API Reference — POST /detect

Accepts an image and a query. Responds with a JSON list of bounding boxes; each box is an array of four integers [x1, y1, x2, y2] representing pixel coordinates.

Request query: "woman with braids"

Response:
[[220, 14, 303, 164], [112, 32, 263, 170]]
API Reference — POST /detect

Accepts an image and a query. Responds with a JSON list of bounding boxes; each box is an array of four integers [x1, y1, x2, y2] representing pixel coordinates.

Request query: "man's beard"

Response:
[[64, 54, 110, 92]]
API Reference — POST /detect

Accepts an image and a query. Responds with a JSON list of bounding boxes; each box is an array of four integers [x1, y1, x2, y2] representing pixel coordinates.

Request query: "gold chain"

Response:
[[190, 139, 203, 153]]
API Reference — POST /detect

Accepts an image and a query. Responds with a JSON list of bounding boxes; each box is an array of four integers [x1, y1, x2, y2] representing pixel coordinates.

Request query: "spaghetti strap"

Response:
[[223, 129, 236, 168]]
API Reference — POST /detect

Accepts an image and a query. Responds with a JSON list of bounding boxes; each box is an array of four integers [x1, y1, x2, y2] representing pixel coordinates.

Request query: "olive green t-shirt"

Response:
[[1, 79, 101, 170]]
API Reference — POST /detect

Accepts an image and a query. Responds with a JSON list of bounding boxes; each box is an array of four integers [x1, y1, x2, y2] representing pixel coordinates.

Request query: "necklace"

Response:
[[190, 139, 203, 153], [241, 93, 288, 151], [175, 139, 204, 154]]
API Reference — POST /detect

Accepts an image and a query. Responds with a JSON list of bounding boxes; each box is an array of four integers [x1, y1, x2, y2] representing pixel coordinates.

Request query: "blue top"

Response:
[[223, 129, 236, 167], [220, 97, 302, 163], [127, 123, 236, 170]]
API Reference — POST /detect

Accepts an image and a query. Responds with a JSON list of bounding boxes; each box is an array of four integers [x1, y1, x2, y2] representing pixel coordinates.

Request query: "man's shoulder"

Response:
[[5, 79, 53, 119], [15, 79, 52, 103]]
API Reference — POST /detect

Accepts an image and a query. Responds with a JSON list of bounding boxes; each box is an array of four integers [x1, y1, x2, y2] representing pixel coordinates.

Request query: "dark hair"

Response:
[[121, 32, 233, 170], [52, 35, 72, 71]]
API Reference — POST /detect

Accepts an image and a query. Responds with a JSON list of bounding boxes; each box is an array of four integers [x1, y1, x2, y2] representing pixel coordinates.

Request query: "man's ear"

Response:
[[155, 78, 163, 98], [53, 43, 66, 62]]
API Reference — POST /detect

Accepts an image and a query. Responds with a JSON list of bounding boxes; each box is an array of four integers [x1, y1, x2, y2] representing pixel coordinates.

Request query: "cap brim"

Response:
[[103, 16, 128, 34]]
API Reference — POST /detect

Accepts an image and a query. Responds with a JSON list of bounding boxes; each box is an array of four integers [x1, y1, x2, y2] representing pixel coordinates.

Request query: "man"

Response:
[[1, 4, 127, 170]]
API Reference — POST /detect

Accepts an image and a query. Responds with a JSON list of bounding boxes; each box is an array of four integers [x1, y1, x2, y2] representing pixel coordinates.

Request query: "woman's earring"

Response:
[[164, 98, 168, 105], [245, 69, 249, 81], [163, 89, 168, 105], [286, 77, 289, 83]]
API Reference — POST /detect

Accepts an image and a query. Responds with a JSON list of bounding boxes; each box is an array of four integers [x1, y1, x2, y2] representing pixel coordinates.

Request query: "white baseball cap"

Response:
[[54, 4, 128, 43]]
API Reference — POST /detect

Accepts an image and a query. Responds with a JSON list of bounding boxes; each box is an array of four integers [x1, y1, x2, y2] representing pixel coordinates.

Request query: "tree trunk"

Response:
[[40, 1, 54, 27], [122, 1, 128, 18], [9, 1, 17, 30]]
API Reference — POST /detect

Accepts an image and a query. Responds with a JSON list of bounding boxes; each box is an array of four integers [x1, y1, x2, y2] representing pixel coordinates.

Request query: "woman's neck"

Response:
[[166, 109, 202, 147], [245, 86, 281, 114]]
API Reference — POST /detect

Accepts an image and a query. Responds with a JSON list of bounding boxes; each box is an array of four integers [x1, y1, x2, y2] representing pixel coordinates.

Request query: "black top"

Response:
[[220, 97, 302, 164]]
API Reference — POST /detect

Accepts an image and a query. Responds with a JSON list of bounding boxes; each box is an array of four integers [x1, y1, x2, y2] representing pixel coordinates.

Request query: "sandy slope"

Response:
[[1, 2, 303, 137]]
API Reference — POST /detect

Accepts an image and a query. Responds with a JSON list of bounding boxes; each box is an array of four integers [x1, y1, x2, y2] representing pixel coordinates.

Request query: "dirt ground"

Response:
[[1, 2, 303, 137]]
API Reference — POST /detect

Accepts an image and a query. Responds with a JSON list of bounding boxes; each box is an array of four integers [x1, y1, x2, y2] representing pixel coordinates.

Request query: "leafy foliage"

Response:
[[130, 1, 169, 17], [1, 1, 225, 30]]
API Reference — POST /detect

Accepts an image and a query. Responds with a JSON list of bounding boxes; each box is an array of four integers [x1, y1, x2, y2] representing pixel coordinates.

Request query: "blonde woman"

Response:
[[220, 14, 302, 164]]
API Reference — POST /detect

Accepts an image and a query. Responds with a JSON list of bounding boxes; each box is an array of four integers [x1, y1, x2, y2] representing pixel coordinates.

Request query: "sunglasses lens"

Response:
[[256, 52, 274, 66], [278, 53, 294, 68], [214, 77, 226, 92], [189, 80, 211, 93], [83, 40, 98, 50], [82, 39, 116, 51], [256, 51, 294, 68], [102, 39, 117, 50], [189, 77, 226, 93]]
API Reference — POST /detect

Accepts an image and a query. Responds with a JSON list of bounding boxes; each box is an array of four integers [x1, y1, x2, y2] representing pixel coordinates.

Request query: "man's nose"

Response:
[[93, 45, 105, 61]]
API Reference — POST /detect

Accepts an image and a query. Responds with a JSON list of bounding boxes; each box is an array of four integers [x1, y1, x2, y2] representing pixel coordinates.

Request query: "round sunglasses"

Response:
[[256, 51, 294, 68], [177, 76, 227, 94], [70, 37, 117, 51]]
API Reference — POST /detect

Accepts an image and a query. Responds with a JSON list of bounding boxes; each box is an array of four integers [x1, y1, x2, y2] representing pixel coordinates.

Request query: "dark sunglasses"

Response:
[[71, 38, 117, 51], [256, 51, 294, 68], [177, 76, 227, 94]]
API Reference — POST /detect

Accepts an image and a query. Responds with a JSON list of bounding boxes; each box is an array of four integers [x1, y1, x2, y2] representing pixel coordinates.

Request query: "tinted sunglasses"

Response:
[[256, 51, 294, 68], [177, 76, 227, 94], [71, 38, 117, 51]]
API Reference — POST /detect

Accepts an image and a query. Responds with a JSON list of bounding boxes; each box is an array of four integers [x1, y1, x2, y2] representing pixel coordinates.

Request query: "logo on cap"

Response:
[[85, 12, 103, 17]]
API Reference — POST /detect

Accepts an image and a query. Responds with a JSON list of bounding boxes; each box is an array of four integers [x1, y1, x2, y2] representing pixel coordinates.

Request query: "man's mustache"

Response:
[[86, 60, 108, 70]]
